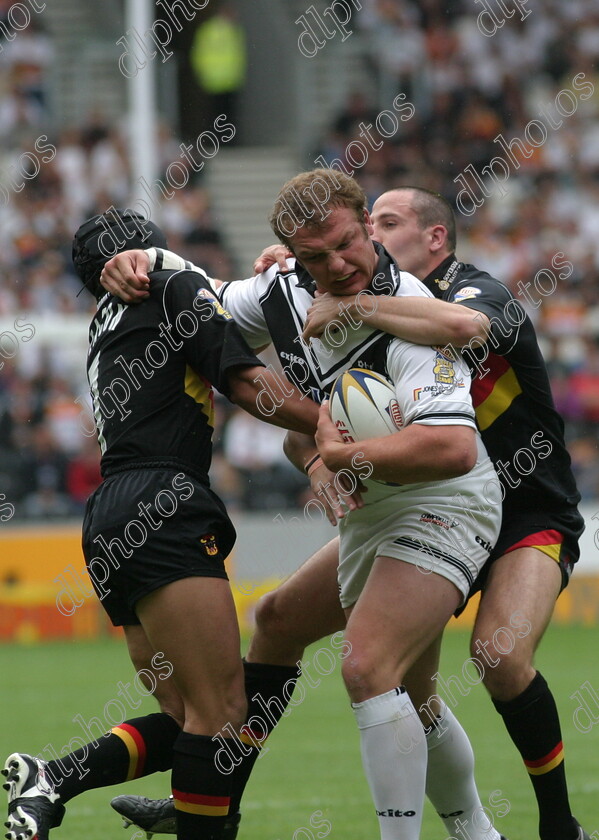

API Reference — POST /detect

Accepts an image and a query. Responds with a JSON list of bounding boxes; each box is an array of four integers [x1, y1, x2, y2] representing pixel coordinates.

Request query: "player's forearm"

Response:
[[229, 367, 318, 435], [284, 432, 318, 473], [322, 424, 477, 483], [350, 295, 489, 347]]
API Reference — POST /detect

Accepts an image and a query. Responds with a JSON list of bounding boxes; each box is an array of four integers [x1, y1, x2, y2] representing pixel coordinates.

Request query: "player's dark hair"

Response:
[[391, 187, 457, 252], [72, 208, 168, 299]]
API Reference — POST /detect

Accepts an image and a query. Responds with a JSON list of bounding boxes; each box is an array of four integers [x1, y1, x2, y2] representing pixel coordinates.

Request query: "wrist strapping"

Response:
[[305, 454, 324, 475]]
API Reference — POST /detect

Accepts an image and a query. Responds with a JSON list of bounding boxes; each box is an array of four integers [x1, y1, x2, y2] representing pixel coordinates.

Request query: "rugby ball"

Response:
[[329, 368, 403, 443]]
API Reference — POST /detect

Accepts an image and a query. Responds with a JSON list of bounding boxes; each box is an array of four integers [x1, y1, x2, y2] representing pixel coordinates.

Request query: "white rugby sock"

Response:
[[425, 703, 500, 840], [353, 687, 426, 840]]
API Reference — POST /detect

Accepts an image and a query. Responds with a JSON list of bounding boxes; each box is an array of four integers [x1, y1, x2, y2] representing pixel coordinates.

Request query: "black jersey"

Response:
[[421, 255, 582, 521], [86, 268, 262, 480]]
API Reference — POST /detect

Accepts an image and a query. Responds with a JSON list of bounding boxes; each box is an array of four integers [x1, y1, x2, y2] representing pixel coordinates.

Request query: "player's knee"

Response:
[[255, 588, 296, 642], [470, 634, 532, 697], [154, 689, 185, 727], [222, 691, 247, 732], [341, 647, 380, 701], [185, 686, 247, 734], [483, 654, 534, 698]]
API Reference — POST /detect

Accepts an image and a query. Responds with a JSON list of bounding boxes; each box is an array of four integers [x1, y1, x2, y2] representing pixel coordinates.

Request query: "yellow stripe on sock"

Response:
[[526, 748, 564, 775]]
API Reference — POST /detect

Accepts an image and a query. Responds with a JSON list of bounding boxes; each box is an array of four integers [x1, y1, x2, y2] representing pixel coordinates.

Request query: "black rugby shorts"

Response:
[[82, 467, 236, 625]]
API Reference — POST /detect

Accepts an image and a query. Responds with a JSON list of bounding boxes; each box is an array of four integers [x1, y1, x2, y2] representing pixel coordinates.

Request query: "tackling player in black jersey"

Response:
[[2, 210, 318, 840]]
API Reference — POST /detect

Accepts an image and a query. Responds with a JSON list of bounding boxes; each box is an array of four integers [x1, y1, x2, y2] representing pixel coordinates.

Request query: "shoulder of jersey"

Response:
[[260, 258, 298, 279], [329, 367, 403, 443], [398, 270, 433, 297]]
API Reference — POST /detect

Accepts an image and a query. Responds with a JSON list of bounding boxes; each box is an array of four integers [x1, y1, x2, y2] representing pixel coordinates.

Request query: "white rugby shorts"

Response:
[[338, 463, 502, 609]]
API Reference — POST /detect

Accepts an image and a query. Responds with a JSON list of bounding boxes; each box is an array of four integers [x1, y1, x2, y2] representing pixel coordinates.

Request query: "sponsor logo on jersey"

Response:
[[419, 512, 459, 530], [281, 351, 309, 367], [453, 286, 482, 302], [200, 533, 219, 555], [196, 288, 232, 319], [388, 399, 403, 428], [413, 381, 465, 400], [433, 259, 462, 291], [411, 350, 466, 399]]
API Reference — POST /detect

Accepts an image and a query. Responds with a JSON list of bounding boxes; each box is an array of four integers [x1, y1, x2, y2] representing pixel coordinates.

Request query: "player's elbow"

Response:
[[227, 366, 262, 413], [451, 308, 489, 347], [442, 430, 478, 477], [446, 446, 477, 477]]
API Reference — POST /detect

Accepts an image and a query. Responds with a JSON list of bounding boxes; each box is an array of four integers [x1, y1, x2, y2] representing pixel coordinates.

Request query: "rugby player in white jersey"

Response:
[[102, 170, 505, 840]]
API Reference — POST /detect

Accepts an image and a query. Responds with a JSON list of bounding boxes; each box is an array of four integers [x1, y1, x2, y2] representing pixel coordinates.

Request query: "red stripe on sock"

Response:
[[241, 726, 266, 738], [117, 724, 147, 777], [524, 740, 564, 768], [172, 789, 230, 807]]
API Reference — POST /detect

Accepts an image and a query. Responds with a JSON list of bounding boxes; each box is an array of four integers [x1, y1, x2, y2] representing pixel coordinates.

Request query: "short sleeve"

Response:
[[218, 272, 274, 349], [161, 270, 263, 398], [386, 339, 476, 429], [448, 275, 523, 355], [146, 248, 220, 292]]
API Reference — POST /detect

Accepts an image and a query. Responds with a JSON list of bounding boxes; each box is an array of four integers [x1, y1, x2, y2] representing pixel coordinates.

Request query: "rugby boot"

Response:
[[3, 753, 65, 840], [573, 819, 591, 840], [111, 794, 242, 839]]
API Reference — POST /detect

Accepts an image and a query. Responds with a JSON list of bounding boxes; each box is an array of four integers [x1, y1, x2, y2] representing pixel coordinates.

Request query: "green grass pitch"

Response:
[[1, 626, 597, 840]]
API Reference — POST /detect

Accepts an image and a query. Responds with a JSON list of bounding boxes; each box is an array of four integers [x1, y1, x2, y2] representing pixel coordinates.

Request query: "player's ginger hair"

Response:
[[269, 168, 368, 249]]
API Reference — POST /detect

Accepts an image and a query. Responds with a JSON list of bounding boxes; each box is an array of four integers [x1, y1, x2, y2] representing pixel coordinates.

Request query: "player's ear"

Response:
[[363, 209, 374, 237], [430, 224, 447, 253]]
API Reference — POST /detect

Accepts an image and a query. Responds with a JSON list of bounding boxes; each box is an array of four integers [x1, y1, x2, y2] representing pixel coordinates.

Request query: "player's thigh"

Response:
[[136, 576, 245, 734], [250, 537, 344, 659], [123, 623, 185, 725], [472, 547, 562, 665], [343, 557, 461, 702]]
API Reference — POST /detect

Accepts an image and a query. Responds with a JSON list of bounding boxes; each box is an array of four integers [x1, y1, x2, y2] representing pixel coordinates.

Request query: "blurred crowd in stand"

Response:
[[0, 1, 598, 521]]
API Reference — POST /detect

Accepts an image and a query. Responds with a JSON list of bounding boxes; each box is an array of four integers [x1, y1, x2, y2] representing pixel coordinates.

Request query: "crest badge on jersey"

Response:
[[413, 349, 465, 400], [433, 350, 458, 387], [200, 533, 219, 556], [195, 288, 232, 319]]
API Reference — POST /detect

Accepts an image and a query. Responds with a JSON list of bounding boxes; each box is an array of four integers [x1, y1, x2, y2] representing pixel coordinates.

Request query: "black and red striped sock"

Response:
[[492, 671, 577, 840], [44, 712, 180, 803], [172, 731, 232, 840]]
